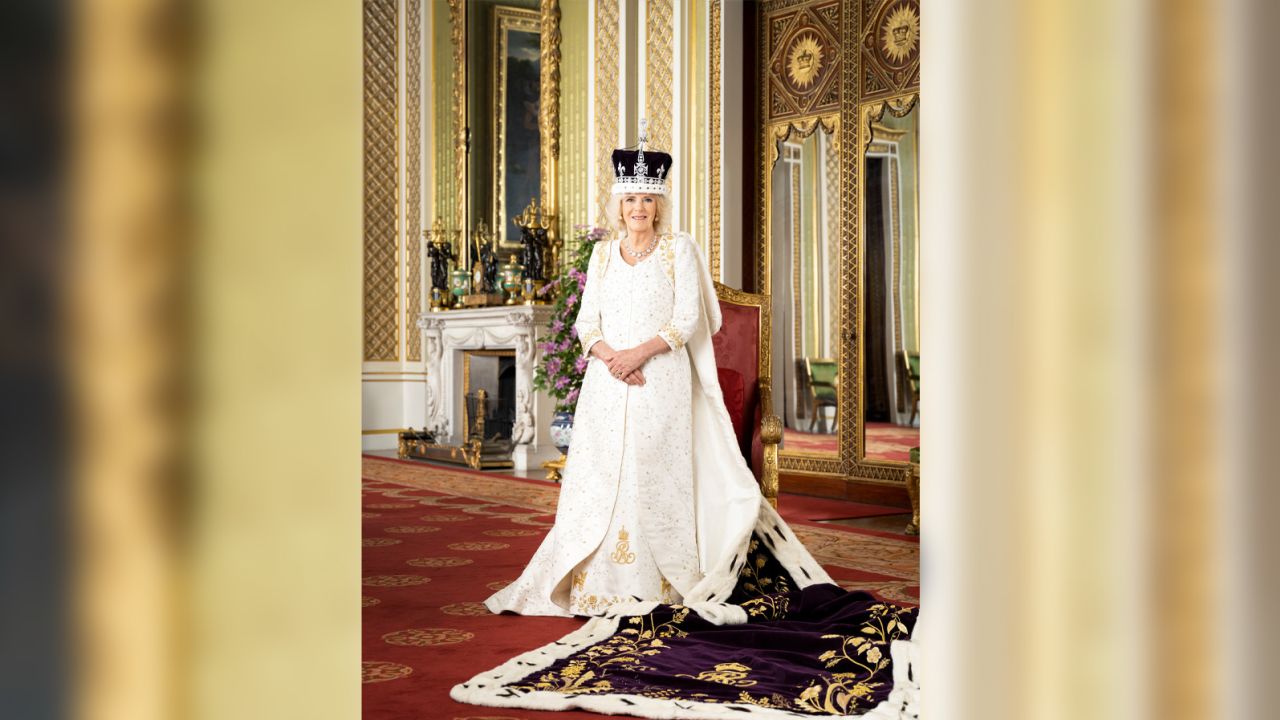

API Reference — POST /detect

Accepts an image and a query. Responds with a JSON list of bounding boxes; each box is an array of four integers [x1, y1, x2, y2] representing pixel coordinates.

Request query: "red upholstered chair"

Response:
[[710, 282, 781, 507]]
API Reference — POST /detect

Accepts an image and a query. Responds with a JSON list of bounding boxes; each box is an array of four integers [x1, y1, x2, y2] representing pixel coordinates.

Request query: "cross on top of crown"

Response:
[[636, 118, 648, 171]]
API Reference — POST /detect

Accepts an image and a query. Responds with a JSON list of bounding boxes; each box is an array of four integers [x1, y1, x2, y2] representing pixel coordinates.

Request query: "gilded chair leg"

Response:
[[905, 462, 920, 535], [761, 415, 783, 508]]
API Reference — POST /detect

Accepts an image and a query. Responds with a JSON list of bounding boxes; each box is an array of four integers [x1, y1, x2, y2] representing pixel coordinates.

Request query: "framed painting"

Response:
[[492, 6, 541, 250]]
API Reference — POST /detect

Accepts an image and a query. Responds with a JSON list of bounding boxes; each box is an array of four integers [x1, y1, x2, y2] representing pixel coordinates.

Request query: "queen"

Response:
[[484, 132, 831, 617]]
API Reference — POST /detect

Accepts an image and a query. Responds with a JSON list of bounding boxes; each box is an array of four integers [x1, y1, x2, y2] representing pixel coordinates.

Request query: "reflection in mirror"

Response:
[[862, 102, 919, 463], [769, 123, 841, 456]]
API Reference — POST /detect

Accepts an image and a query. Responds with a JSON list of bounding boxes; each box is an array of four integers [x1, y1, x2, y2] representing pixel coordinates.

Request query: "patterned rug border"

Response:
[[361, 456, 918, 585]]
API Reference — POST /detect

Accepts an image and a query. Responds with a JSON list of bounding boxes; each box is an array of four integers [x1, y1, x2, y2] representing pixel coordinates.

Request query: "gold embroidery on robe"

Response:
[[677, 662, 758, 687], [609, 527, 636, 564], [572, 570, 587, 592]]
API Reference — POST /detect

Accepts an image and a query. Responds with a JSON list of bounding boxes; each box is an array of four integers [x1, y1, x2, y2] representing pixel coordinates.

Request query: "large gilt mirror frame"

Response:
[[443, 0, 560, 264], [760, 115, 845, 479], [752, 0, 918, 489], [847, 91, 918, 486]]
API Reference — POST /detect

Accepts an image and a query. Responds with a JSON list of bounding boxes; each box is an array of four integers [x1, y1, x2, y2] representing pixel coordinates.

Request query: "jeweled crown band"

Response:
[[610, 177, 668, 196]]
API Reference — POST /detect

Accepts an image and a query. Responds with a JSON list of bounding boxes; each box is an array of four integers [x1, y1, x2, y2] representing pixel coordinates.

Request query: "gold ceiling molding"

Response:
[[406, 0, 423, 362], [645, 0, 674, 153], [363, 0, 399, 361], [709, 0, 722, 279], [593, 0, 620, 224]]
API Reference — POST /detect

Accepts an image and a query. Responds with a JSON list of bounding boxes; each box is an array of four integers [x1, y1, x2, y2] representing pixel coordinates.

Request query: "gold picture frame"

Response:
[[492, 6, 542, 251]]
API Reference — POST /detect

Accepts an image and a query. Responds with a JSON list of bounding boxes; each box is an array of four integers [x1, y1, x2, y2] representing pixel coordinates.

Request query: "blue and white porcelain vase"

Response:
[[549, 410, 574, 455]]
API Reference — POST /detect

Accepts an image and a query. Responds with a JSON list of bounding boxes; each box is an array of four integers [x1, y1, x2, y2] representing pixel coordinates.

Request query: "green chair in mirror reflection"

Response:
[[897, 350, 920, 425], [803, 358, 839, 433]]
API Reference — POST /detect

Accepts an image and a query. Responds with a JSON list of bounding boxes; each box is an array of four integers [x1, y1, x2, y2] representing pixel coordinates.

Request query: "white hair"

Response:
[[603, 192, 672, 235]]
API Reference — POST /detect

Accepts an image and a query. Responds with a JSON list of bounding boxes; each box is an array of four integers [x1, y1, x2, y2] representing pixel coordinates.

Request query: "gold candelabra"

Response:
[[425, 217, 463, 310], [512, 198, 561, 302]]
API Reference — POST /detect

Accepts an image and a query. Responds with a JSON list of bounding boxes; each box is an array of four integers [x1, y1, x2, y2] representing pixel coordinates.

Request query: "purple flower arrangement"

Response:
[[533, 225, 609, 413]]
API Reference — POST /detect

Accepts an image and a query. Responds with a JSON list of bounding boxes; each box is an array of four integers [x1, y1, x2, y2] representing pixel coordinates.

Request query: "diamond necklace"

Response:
[[622, 234, 658, 259]]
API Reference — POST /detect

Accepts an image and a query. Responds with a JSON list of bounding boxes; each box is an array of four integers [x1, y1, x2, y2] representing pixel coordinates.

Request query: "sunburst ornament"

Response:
[[786, 34, 824, 89], [881, 4, 920, 64]]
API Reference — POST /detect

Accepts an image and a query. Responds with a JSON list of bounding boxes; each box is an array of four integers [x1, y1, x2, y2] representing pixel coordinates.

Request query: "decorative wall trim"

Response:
[[449, 0, 465, 231], [540, 0, 562, 224], [594, 0, 621, 224], [709, 0, 723, 280], [559, 6, 589, 235], [645, 0, 674, 153], [364, 0, 400, 361], [406, 0, 423, 361]]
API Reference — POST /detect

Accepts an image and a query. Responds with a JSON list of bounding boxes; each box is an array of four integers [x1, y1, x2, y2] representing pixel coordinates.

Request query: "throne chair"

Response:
[[711, 282, 782, 507]]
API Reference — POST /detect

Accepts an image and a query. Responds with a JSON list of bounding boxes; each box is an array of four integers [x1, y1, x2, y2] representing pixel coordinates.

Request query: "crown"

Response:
[[610, 119, 673, 196]]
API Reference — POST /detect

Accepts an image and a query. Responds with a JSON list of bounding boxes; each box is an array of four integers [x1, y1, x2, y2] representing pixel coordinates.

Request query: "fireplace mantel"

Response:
[[416, 305, 558, 471]]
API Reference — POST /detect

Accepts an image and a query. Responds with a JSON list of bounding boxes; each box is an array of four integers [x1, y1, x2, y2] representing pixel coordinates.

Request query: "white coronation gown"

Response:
[[484, 232, 832, 619]]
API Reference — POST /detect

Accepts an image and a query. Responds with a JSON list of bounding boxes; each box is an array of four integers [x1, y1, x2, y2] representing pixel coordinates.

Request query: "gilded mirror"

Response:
[[434, 0, 557, 269], [858, 94, 919, 467], [764, 116, 842, 461]]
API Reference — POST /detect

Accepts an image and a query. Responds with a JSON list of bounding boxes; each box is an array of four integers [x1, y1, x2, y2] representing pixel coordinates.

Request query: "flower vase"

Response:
[[549, 411, 574, 455]]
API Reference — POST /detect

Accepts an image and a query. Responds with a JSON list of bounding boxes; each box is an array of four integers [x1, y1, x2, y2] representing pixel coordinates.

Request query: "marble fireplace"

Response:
[[416, 305, 559, 471]]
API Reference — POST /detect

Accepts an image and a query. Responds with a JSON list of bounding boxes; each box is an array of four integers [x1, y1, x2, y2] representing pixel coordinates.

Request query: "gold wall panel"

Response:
[[364, 0, 399, 361], [764, 0, 842, 123], [645, 0, 674, 152], [593, 0, 621, 225], [406, 0, 423, 361], [431, 0, 456, 229], [559, 3, 590, 231], [859, 0, 920, 100]]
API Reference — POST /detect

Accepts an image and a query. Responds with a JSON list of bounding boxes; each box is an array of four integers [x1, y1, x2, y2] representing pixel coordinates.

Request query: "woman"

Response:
[[485, 139, 830, 618]]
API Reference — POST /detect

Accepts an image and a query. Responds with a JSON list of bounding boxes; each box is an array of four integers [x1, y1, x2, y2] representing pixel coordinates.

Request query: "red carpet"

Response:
[[361, 455, 918, 719], [784, 423, 920, 462]]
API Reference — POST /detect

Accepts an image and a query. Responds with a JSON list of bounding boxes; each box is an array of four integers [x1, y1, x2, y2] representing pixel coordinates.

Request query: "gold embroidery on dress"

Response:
[[658, 321, 685, 350], [570, 592, 628, 616], [676, 662, 758, 687], [658, 233, 676, 285], [659, 576, 674, 603], [580, 327, 603, 352], [610, 526, 636, 564], [572, 570, 587, 592]]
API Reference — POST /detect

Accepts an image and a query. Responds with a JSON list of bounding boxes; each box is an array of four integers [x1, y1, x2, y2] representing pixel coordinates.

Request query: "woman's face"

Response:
[[621, 194, 657, 234]]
